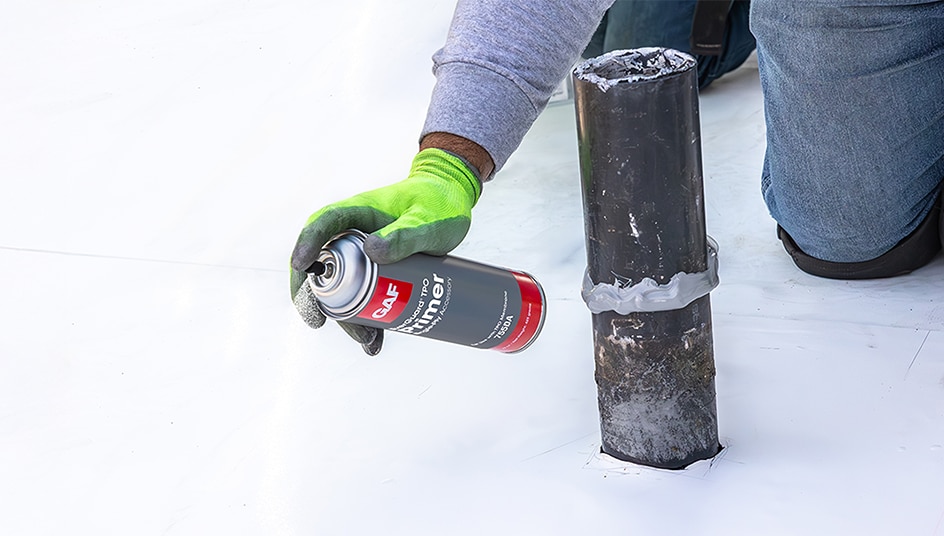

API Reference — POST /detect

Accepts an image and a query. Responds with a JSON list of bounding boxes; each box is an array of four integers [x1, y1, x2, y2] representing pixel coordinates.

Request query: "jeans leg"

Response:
[[588, 0, 755, 88], [697, 1, 755, 88], [752, 0, 944, 265]]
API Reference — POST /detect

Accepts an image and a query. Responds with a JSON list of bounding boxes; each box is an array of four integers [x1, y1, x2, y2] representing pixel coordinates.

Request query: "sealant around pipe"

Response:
[[581, 237, 719, 314]]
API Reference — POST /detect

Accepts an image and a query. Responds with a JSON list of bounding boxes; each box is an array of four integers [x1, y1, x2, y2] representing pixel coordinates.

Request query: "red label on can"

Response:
[[493, 271, 545, 353], [357, 276, 413, 324]]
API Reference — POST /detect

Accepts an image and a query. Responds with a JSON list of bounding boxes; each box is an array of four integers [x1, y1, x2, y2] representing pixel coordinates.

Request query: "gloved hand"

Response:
[[290, 148, 482, 355]]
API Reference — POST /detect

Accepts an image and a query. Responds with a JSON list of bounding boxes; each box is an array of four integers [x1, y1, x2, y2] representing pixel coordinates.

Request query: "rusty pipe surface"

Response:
[[573, 48, 720, 469]]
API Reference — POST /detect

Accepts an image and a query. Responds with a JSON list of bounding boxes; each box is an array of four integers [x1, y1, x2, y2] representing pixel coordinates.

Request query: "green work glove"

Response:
[[290, 148, 482, 355]]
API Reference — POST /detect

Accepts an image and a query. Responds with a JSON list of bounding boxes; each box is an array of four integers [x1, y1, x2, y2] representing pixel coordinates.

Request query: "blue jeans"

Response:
[[585, 0, 756, 89], [753, 0, 944, 263]]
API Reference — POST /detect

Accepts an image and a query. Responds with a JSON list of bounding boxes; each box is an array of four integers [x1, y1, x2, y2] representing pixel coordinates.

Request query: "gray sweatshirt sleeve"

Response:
[[421, 0, 615, 178]]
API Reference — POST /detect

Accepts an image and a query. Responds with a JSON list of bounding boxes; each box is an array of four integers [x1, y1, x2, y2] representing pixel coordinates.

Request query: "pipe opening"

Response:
[[574, 47, 696, 91]]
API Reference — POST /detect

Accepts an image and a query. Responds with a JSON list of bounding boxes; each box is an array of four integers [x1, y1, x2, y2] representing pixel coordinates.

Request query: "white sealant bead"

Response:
[[581, 237, 720, 314]]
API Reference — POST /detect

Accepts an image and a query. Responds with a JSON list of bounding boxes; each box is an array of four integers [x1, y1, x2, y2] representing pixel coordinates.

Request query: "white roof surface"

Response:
[[2, 2, 942, 534]]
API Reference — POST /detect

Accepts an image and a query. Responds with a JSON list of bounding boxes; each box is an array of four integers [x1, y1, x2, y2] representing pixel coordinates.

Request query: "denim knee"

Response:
[[762, 167, 943, 263], [752, 0, 944, 263]]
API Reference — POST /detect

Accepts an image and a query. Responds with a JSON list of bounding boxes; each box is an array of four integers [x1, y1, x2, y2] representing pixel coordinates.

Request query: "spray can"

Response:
[[307, 230, 546, 353]]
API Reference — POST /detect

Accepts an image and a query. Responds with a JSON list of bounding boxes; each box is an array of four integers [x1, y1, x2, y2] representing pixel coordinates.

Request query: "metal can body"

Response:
[[308, 230, 546, 353]]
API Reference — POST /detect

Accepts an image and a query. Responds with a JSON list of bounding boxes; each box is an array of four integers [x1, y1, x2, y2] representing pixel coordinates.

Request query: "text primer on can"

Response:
[[308, 230, 546, 353]]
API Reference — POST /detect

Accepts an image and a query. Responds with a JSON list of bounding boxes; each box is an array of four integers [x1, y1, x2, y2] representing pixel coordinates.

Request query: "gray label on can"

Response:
[[348, 254, 544, 352]]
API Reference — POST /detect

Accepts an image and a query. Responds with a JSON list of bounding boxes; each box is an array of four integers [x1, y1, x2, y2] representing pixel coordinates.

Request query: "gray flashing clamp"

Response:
[[581, 237, 719, 314]]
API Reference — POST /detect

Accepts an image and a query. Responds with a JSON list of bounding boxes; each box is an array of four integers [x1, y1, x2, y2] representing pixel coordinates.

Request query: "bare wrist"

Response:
[[420, 132, 495, 181]]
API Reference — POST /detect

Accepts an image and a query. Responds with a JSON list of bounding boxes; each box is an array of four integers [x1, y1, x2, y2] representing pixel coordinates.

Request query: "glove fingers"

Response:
[[292, 276, 327, 329], [289, 265, 309, 300], [291, 206, 395, 273], [293, 265, 384, 355], [338, 321, 384, 356], [364, 216, 472, 264]]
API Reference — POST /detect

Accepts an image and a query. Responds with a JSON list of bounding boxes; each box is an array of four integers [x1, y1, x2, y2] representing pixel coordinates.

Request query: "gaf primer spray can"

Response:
[[307, 230, 546, 352]]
